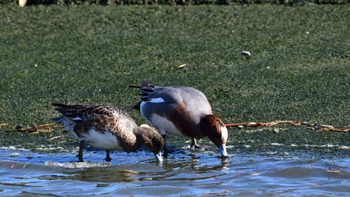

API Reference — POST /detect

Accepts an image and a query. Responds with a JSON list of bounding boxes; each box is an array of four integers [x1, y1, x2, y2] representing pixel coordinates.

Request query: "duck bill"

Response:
[[218, 144, 228, 158], [154, 152, 163, 162]]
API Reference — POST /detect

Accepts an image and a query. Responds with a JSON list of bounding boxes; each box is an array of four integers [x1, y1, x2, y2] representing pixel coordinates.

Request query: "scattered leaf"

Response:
[[48, 136, 63, 141], [177, 64, 187, 68], [241, 51, 251, 57]]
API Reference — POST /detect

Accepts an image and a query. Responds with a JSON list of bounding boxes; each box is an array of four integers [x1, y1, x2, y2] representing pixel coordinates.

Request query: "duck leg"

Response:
[[162, 135, 169, 158], [162, 135, 178, 157], [105, 150, 112, 162], [77, 140, 84, 162], [190, 138, 201, 150]]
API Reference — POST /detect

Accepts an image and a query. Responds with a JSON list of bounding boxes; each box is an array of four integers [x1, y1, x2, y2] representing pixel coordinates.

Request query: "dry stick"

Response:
[[225, 121, 350, 133], [15, 123, 62, 133], [304, 123, 350, 132], [0, 123, 9, 127], [225, 121, 302, 128]]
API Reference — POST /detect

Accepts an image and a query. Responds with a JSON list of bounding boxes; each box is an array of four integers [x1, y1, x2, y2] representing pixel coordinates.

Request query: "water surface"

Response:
[[1, 146, 349, 196]]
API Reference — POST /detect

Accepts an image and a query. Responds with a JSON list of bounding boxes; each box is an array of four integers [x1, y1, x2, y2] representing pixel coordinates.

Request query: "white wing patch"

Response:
[[140, 101, 146, 116], [148, 97, 165, 103], [140, 97, 165, 117], [71, 117, 82, 121]]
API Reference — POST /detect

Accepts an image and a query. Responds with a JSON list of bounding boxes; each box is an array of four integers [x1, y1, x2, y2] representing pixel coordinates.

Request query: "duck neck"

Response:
[[200, 115, 213, 136], [119, 131, 140, 152], [133, 128, 146, 148]]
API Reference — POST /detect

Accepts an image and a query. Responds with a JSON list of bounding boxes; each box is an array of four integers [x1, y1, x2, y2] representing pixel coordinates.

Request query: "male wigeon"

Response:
[[51, 103, 164, 162], [132, 80, 228, 158]]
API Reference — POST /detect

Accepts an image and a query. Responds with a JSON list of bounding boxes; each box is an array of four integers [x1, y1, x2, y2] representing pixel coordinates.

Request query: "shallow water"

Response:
[[1, 147, 350, 197]]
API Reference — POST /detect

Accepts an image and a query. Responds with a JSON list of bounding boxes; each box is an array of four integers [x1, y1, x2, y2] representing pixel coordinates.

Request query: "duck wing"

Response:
[[52, 103, 115, 122]]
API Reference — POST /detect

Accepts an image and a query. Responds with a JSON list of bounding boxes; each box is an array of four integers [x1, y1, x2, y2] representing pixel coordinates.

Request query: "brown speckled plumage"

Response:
[[51, 103, 164, 162]]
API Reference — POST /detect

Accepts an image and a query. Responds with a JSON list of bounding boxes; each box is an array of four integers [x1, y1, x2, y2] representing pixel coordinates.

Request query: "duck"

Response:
[[51, 103, 164, 162], [132, 80, 228, 158]]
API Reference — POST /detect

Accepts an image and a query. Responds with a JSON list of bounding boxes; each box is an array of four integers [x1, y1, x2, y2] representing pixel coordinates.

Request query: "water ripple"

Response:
[[0, 148, 350, 196]]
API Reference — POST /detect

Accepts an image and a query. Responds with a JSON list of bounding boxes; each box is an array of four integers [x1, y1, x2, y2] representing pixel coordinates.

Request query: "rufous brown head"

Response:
[[201, 114, 228, 158]]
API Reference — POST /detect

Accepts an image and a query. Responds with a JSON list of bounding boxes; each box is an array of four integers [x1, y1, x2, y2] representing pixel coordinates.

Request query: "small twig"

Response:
[[225, 121, 301, 128], [15, 123, 62, 133], [48, 135, 64, 141], [0, 123, 9, 127], [305, 122, 350, 133], [225, 121, 350, 133]]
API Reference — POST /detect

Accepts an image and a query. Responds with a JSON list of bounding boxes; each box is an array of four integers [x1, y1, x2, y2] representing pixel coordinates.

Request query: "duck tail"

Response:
[[140, 79, 150, 87], [50, 116, 63, 124], [129, 79, 151, 89], [130, 80, 156, 101], [132, 102, 141, 111]]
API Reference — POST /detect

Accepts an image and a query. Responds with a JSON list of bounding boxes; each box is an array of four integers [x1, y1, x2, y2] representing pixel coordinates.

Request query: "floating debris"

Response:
[[118, 169, 140, 175], [96, 184, 109, 188], [10, 152, 20, 157], [45, 161, 112, 169], [306, 183, 320, 187], [326, 169, 341, 173]]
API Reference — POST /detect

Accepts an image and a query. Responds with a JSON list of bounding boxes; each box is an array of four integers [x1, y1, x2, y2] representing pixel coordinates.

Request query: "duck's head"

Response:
[[200, 115, 229, 158], [135, 125, 164, 162]]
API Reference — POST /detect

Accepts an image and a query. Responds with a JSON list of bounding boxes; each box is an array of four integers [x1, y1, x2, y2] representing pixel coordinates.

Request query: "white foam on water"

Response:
[[44, 161, 112, 169]]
